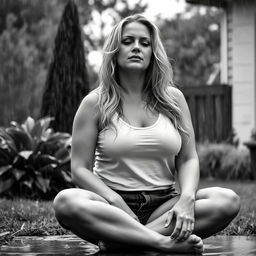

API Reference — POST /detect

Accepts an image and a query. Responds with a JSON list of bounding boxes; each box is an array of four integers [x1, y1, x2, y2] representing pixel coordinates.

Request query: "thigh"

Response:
[[146, 194, 180, 224], [196, 186, 234, 200], [54, 188, 109, 207], [145, 186, 230, 224], [53, 188, 109, 245]]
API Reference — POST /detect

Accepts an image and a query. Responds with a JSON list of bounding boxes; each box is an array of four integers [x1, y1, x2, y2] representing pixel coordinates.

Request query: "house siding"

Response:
[[227, 4, 233, 85], [231, 0, 256, 142]]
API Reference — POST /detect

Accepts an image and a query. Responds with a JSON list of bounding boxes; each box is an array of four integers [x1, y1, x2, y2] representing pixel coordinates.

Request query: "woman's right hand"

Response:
[[107, 193, 140, 222]]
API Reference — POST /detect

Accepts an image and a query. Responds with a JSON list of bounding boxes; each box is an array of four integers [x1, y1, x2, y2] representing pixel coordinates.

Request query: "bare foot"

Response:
[[159, 234, 204, 254]]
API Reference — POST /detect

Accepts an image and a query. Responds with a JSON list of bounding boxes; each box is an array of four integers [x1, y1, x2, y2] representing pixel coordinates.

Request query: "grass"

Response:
[[199, 179, 256, 236], [0, 179, 255, 245], [0, 199, 71, 245]]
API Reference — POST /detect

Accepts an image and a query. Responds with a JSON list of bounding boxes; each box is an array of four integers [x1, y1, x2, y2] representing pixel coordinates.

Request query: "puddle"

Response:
[[0, 235, 256, 255]]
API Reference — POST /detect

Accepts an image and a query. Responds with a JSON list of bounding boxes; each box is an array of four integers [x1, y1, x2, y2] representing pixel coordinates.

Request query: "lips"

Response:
[[128, 55, 143, 60]]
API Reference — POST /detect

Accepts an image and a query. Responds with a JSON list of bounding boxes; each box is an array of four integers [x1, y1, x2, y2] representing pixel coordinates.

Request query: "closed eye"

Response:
[[141, 40, 151, 47], [122, 39, 132, 45], [121, 36, 151, 47]]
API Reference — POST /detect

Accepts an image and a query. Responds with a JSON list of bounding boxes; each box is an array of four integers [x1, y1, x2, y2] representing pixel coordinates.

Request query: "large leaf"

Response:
[[21, 116, 35, 134], [33, 141, 47, 154], [53, 146, 70, 161], [61, 170, 72, 183], [46, 132, 71, 143], [0, 178, 14, 194], [0, 148, 15, 166], [31, 117, 53, 142], [0, 128, 17, 153], [19, 150, 33, 159], [0, 165, 12, 176], [10, 121, 22, 129], [23, 178, 33, 189], [28, 152, 59, 169], [37, 117, 54, 138], [35, 175, 50, 193], [6, 127, 34, 151], [12, 155, 28, 171], [37, 163, 57, 177], [12, 168, 26, 181]]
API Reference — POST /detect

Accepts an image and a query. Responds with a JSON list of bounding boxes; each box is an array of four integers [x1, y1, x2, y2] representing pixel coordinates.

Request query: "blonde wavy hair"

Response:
[[97, 14, 188, 136]]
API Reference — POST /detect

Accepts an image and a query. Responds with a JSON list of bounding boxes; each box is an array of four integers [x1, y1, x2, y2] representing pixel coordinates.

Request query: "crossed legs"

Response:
[[145, 187, 240, 238], [53, 187, 240, 253]]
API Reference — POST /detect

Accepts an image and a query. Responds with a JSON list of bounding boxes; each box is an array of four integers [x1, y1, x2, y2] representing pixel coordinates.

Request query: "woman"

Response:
[[53, 14, 240, 254]]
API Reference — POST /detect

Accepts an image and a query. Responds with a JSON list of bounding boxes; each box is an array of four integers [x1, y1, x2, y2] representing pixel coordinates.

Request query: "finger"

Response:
[[164, 210, 174, 228], [171, 215, 183, 239], [182, 220, 192, 241], [191, 219, 195, 233], [177, 217, 188, 241]]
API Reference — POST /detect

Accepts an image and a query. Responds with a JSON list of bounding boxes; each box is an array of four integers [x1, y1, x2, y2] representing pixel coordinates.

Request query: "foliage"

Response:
[[0, 0, 148, 127], [197, 143, 252, 180], [0, 13, 47, 126], [0, 116, 73, 199], [0, 0, 64, 127], [84, 0, 147, 49], [158, 7, 221, 87], [40, 0, 90, 133]]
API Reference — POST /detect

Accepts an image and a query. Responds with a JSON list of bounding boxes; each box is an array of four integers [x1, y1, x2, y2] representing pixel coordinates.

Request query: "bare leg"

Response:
[[53, 188, 203, 253], [146, 187, 240, 238]]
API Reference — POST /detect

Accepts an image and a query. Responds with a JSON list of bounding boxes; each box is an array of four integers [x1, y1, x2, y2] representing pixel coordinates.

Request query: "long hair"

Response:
[[97, 14, 188, 136]]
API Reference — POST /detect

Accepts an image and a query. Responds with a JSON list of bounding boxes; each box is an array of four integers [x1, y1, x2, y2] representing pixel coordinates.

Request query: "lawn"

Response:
[[0, 179, 255, 245]]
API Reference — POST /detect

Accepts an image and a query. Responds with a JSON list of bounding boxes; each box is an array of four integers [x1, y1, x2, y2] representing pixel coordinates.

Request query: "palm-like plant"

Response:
[[0, 116, 73, 199]]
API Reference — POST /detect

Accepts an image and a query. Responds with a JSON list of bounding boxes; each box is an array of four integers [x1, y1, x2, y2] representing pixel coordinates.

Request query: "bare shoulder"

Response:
[[78, 88, 99, 112], [73, 88, 100, 128], [167, 86, 186, 105]]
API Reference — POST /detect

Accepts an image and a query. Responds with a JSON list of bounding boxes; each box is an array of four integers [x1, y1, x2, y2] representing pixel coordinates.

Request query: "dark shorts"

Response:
[[114, 186, 179, 225]]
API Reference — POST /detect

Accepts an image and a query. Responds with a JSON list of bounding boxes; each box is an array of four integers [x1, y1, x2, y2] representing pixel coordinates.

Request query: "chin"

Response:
[[125, 64, 148, 71]]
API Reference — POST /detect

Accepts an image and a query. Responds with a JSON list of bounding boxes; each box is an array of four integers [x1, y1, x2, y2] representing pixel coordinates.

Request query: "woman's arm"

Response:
[[175, 88, 199, 202], [165, 87, 199, 240], [71, 91, 139, 221]]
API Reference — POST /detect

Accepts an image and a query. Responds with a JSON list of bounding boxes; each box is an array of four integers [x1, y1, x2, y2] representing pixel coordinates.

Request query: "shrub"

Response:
[[197, 143, 252, 180], [0, 116, 73, 199]]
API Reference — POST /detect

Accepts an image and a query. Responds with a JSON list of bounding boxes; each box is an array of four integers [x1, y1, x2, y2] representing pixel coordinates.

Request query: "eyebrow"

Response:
[[122, 35, 151, 40]]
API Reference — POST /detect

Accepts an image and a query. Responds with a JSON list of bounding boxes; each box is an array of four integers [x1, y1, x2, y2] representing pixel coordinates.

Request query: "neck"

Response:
[[118, 69, 145, 96]]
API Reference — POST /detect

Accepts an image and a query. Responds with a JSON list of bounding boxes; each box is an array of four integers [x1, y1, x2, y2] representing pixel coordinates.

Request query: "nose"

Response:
[[132, 40, 140, 53]]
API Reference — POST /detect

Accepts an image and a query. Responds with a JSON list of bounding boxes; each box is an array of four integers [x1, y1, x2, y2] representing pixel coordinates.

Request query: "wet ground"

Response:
[[0, 235, 256, 256]]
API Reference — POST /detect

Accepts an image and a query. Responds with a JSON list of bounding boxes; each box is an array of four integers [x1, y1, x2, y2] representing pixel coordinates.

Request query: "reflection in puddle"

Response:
[[0, 235, 256, 256]]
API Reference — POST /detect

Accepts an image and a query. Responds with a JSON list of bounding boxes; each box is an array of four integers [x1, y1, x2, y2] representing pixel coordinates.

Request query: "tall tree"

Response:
[[40, 0, 89, 133], [84, 0, 147, 50], [159, 7, 221, 87]]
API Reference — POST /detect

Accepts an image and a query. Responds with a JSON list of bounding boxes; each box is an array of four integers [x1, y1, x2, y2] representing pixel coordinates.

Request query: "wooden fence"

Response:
[[180, 84, 232, 142]]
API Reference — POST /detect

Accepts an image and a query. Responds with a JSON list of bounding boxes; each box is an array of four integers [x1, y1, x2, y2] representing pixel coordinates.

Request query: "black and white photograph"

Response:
[[0, 0, 255, 255]]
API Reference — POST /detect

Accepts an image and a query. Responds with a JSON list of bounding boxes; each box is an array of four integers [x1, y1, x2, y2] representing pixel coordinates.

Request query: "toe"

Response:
[[189, 234, 201, 244], [194, 239, 203, 248]]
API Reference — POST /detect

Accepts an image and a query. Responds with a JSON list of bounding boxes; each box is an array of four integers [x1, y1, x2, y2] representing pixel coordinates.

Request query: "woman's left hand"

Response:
[[164, 196, 195, 241]]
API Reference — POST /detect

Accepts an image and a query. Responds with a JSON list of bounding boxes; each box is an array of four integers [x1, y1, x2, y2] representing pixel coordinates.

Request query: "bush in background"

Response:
[[0, 116, 73, 199], [197, 143, 252, 180]]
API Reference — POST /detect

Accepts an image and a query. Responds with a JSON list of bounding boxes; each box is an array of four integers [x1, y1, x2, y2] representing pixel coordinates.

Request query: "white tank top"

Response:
[[93, 113, 182, 191]]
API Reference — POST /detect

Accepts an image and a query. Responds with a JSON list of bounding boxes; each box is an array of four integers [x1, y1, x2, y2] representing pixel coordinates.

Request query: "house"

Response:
[[186, 0, 256, 143]]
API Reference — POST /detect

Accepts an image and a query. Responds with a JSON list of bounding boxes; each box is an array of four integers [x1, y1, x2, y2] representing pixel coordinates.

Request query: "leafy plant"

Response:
[[197, 143, 252, 180], [0, 116, 73, 199]]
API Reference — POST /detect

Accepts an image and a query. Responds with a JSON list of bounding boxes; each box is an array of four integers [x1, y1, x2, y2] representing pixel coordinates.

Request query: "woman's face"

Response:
[[117, 22, 152, 72]]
